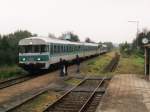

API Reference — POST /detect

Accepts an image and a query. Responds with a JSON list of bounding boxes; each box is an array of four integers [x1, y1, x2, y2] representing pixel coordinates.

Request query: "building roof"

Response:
[[144, 44, 150, 48]]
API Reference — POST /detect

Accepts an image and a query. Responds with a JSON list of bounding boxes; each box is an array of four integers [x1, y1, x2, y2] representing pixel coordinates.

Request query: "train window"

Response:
[[71, 45, 72, 52], [69, 45, 70, 52], [72, 45, 74, 52], [66, 45, 67, 52], [56, 45, 59, 53], [62, 45, 64, 53], [72, 45, 73, 52], [66, 46, 68, 52], [61, 45, 64, 53], [54, 45, 57, 54], [41, 45, 46, 52], [58, 45, 60, 53], [64, 45, 67, 52], [50, 44, 53, 55], [57, 45, 59, 53], [69, 46, 71, 52], [70, 45, 72, 52], [75, 46, 77, 51], [59, 45, 61, 53], [25, 45, 32, 53], [64, 45, 65, 52], [20, 45, 49, 53], [67, 45, 69, 52], [71, 45, 73, 52], [19, 45, 25, 53], [33, 45, 40, 53]]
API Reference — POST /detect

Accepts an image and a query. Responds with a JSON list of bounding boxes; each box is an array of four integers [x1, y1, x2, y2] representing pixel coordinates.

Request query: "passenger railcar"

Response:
[[18, 36, 106, 72]]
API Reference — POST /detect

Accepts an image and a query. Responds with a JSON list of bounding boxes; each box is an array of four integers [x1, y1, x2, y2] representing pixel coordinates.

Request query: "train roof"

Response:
[[19, 36, 98, 46]]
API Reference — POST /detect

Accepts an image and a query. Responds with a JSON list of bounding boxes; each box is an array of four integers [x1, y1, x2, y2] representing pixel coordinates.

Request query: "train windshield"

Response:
[[19, 45, 48, 53]]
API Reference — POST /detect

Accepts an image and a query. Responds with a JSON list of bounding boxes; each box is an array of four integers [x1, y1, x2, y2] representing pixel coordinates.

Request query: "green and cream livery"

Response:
[[19, 36, 107, 72]]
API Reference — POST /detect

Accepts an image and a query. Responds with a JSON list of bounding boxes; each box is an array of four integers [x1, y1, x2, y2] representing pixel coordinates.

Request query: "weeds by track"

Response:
[[103, 52, 120, 72]]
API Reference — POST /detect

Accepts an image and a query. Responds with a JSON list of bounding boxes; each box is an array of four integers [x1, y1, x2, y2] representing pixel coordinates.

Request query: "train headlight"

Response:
[[22, 58, 26, 61], [37, 58, 41, 61]]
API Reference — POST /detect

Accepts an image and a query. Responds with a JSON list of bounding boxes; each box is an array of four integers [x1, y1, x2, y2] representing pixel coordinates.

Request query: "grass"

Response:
[[80, 52, 116, 77], [115, 54, 144, 74], [12, 91, 62, 112], [0, 65, 27, 79], [65, 78, 82, 85], [64, 52, 116, 85]]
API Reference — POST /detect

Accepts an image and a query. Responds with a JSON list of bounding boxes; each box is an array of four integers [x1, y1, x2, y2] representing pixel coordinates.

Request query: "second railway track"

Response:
[[0, 75, 33, 89], [43, 78, 108, 112], [0, 73, 47, 89]]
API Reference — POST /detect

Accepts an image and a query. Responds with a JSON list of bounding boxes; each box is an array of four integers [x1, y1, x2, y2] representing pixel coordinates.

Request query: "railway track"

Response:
[[43, 78, 107, 112], [0, 75, 31, 89], [5, 78, 109, 112], [103, 52, 120, 72], [0, 73, 46, 89]]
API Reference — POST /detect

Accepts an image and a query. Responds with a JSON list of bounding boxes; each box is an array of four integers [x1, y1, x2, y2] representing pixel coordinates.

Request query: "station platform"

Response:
[[96, 74, 150, 112]]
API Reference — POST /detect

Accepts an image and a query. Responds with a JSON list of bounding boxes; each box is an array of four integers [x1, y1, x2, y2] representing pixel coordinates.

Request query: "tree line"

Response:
[[119, 29, 150, 56]]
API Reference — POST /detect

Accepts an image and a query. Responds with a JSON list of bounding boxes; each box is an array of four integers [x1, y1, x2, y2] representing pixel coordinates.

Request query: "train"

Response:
[[18, 36, 108, 72]]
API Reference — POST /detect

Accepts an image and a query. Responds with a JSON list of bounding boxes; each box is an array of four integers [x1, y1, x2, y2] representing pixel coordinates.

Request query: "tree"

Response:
[[85, 37, 92, 43], [48, 33, 57, 39], [59, 32, 80, 42], [103, 42, 114, 51], [119, 41, 131, 56], [131, 28, 150, 54], [0, 30, 36, 66]]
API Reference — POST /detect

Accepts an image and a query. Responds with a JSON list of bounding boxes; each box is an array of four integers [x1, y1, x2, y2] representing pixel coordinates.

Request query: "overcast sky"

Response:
[[0, 0, 150, 43]]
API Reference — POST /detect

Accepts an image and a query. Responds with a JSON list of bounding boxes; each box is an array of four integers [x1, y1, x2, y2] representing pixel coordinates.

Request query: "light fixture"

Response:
[[37, 58, 41, 61], [22, 58, 26, 61], [29, 42, 33, 45]]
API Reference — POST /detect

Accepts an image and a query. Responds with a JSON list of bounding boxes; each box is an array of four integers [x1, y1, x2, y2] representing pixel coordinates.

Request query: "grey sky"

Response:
[[0, 0, 149, 43]]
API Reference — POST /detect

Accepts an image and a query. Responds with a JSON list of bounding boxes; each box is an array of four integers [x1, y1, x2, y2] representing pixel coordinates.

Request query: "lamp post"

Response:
[[128, 20, 139, 49]]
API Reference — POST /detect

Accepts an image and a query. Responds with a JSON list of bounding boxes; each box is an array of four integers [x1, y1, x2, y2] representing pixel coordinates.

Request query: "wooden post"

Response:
[[149, 48, 150, 80], [145, 48, 148, 75], [144, 47, 149, 80]]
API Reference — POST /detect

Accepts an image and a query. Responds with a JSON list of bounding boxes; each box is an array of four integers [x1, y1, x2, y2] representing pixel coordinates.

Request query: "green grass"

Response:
[[115, 54, 144, 74], [12, 91, 61, 112], [81, 52, 115, 77], [65, 78, 82, 85], [0, 65, 27, 79]]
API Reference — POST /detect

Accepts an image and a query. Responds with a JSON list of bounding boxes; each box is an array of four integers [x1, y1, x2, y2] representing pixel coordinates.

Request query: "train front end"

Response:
[[18, 37, 50, 72]]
